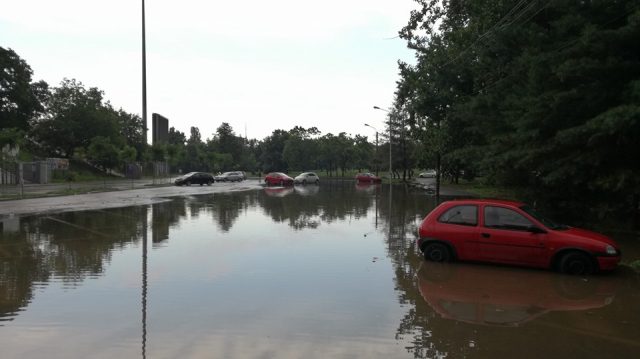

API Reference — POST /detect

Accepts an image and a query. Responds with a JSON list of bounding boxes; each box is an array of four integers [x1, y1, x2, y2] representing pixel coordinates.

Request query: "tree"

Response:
[[397, 0, 640, 216], [208, 122, 244, 169], [87, 136, 120, 171], [353, 134, 373, 173], [116, 109, 146, 159], [167, 126, 186, 145], [0, 47, 48, 131], [282, 127, 320, 171], [259, 129, 290, 173], [119, 145, 137, 167], [33, 78, 122, 157]]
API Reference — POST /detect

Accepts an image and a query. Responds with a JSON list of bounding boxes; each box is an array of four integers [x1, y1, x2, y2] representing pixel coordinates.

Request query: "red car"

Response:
[[264, 172, 294, 186], [355, 172, 382, 183], [417, 199, 621, 275]]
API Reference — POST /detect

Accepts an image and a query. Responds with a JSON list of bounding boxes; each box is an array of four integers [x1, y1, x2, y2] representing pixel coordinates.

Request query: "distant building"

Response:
[[152, 113, 169, 144]]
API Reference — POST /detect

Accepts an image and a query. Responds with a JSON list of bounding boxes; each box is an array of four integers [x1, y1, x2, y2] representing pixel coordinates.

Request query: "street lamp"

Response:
[[142, 0, 148, 144], [373, 106, 392, 179], [364, 123, 379, 176]]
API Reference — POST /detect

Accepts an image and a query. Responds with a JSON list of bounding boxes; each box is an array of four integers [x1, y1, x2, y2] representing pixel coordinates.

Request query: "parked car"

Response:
[[294, 172, 320, 184], [417, 199, 621, 275], [264, 172, 294, 186], [214, 171, 244, 182], [174, 172, 214, 186], [419, 169, 437, 178], [355, 173, 382, 183]]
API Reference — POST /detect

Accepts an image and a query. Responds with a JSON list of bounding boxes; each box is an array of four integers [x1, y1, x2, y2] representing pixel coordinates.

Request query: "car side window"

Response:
[[484, 206, 533, 231], [438, 205, 477, 226]]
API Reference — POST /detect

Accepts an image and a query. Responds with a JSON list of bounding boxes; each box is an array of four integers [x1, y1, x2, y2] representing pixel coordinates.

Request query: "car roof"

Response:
[[444, 198, 525, 207]]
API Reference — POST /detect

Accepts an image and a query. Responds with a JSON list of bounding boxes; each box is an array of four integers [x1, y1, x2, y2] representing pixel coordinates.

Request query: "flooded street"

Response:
[[1, 181, 639, 358]]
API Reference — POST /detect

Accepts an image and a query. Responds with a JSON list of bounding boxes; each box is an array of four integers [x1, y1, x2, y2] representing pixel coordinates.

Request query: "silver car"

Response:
[[294, 172, 320, 185], [214, 171, 244, 182]]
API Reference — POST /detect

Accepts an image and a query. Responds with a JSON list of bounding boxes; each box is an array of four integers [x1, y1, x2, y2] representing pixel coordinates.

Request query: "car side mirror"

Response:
[[528, 226, 547, 234]]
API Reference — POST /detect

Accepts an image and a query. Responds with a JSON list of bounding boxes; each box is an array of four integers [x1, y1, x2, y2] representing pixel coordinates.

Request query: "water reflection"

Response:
[[1, 181, 639, 358], [417, 262, 615, 326]]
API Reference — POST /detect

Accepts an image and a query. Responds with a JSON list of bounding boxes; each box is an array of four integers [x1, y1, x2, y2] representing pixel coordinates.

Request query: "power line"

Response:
[[438, 0, 552, 69]]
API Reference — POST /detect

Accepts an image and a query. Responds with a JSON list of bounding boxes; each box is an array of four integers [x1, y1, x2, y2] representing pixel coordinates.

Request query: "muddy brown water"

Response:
[[1, 181, 639, 358]]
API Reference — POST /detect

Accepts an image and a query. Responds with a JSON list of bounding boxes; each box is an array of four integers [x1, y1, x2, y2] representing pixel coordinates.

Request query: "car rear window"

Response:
[[438, 205, 478, 226]]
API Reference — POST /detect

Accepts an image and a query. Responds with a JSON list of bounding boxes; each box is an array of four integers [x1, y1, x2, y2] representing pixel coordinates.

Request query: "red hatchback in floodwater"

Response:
[[355, 173, 382, 183], [417, 199, 621, 275], [264, 172, 294, 186]]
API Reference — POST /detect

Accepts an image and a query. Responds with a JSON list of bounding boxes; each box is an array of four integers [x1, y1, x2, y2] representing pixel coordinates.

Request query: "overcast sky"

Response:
[[1, 0, 417, 142]]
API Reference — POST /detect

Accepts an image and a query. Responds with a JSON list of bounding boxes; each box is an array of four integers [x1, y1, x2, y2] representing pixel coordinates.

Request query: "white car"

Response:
[[294, 172, 320, 184], [419, 169, 437, 178]]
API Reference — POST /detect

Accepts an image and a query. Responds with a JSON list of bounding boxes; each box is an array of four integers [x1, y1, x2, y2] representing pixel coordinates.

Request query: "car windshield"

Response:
[[519, 205, 567, 230]]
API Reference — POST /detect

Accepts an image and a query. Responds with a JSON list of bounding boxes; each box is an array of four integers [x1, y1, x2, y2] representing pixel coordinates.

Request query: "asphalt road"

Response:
[[0, 180, 264, 217], [0, 176, 471, 218]]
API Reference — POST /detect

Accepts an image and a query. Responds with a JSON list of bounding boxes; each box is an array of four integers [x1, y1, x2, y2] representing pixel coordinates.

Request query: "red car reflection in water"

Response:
[[264, 187, 294, 197], [417, 262, 616, 327], [418, 199, 621, 274]]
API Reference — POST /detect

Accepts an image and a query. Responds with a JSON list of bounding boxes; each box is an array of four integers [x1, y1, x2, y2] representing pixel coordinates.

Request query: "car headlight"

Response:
[[605, 245, 617, 256]]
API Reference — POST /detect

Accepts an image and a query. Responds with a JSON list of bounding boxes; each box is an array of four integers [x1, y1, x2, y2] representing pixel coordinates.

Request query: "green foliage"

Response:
[[119, 145, 137, 165], [150, 143, 167, 162], [32, 78, 123, 157], [0, 47, 47, 131], [167, 126, 186, 145], [0, 128, 24, 148], [397, 0, 640, 215], [87, 136, 120, 171]]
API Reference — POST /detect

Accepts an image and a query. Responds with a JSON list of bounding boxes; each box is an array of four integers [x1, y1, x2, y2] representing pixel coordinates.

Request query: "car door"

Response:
[[434, 205, 480, 260], [477, 206, 547, 266]]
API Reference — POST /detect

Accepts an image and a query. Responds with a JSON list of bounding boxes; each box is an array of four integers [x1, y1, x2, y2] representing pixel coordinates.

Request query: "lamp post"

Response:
[[373, 106, 391, 180], [364, 123, 379, 176], [142, 0, 148, 144]]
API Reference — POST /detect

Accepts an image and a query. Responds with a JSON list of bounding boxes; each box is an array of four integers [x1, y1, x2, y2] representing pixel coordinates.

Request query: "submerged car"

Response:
[[355, 173, 382, 183], [264, 172, 294, 186], [214, 171, 244, 182], [417, 199, 621, 275], [294, 172, 320, 184], [174, 172, 214, 186]]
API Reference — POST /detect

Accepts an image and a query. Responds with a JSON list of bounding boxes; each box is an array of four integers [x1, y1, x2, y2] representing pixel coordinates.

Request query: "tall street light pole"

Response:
[[373, 106, 391, 180], [142, 0, 148, 144], [364, 124, 378, 176]]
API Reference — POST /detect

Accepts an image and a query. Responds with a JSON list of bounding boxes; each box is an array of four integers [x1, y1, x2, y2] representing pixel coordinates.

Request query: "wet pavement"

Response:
[[0, 180, 639, 358]]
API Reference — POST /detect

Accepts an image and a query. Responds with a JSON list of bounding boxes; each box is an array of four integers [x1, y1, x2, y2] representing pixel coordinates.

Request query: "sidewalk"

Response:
[[412, 177, 475, 197]]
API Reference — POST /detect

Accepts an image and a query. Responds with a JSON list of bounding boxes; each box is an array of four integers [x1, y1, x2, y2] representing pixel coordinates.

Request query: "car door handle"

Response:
[[481, 233, 491, 238]]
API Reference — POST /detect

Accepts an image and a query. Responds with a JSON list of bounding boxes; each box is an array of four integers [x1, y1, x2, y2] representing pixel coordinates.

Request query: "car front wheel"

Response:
[[559, 252, 595, 275], [423, 242, 452, 262]]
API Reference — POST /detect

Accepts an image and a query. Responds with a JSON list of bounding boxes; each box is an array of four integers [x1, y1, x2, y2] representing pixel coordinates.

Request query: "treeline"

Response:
[[393, 0, 640, 216], [0, 47, 383, 176]]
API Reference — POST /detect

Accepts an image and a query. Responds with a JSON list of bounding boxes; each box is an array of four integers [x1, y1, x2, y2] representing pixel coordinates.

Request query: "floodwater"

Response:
[[1, 181, 639, 358]]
